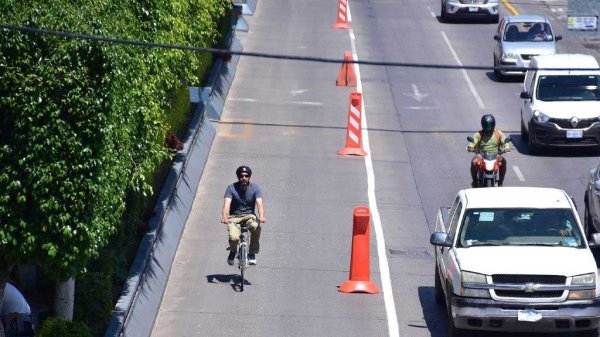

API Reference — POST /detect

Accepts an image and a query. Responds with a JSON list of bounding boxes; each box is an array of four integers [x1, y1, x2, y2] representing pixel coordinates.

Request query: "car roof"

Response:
[[462, 187, 572, 209], [504, 15, 548, 24], [530, 54, 599, 70]]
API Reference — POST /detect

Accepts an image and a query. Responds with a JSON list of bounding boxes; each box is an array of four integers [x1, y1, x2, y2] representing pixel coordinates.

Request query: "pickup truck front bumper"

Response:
[[451, 296, 600, 332]]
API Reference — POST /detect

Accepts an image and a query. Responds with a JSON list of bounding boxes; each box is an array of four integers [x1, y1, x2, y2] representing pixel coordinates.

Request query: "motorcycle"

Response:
[[467, 136, 512, 188]]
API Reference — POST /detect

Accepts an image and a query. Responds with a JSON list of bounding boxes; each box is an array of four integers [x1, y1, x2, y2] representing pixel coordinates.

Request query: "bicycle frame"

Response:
[[237, 221, 252, 291]]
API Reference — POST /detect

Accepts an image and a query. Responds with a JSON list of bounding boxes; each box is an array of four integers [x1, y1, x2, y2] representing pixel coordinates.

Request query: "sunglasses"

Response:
[[238, 174, 250, 178]]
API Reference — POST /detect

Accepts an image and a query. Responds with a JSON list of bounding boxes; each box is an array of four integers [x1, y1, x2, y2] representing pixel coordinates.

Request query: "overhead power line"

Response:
[[0, 23, 597, 72]]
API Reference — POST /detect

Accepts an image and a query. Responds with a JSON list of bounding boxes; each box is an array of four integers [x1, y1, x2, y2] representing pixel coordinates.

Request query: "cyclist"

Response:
[[467, 114, 511, 187], [221, 165, 266, 266]]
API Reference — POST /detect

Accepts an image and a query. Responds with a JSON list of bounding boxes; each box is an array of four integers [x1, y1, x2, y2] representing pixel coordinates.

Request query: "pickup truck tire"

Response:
[[434, 265, 444, 304], [446, 285, 468, 337]]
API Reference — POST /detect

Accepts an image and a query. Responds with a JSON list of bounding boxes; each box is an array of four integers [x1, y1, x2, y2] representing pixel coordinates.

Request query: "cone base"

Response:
[[338, 147, 368, 156], [339, 280, 379, 294], [332, 22, 351, 30]]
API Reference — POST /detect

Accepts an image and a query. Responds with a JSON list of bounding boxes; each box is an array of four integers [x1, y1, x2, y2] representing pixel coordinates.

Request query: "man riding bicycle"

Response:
[[221, 165, 266, 266]]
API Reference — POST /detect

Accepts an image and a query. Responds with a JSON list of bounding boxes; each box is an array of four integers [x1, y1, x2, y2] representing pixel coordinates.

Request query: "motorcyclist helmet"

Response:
[[236, 165, 252, 178], [481, 114, 496, 131]]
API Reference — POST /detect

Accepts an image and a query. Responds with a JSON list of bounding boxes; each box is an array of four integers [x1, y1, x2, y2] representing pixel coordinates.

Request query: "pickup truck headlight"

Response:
[[533, 110, 550, 123], [461, 271, 490, 298], [501, 52, 518, 61], [568, 273, 596, 300]]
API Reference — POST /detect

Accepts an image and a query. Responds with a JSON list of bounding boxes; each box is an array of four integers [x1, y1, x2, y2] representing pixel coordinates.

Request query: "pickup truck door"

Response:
[[441, 200, 463, 289], [437, 198, 461, 276]]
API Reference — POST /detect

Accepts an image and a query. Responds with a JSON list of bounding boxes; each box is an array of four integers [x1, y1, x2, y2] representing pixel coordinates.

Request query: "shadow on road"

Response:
[[206, 274, 251, 292], [418, 286, 448, 337]]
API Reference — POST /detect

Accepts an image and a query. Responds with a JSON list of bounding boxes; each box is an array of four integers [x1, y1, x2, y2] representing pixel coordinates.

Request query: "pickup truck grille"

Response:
[[549, 118, 598, 129], [458, 0, 488, 4], [492, 274, 566, 284], [495, 290, 565, 298]]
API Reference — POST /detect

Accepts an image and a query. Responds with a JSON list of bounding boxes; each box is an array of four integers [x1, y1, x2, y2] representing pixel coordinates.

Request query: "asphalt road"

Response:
[[151, 0, 600, 336]]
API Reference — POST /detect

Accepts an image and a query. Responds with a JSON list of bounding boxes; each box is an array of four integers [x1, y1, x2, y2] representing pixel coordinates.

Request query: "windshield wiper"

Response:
[[512, 243, 560, 247], [467, 242, 506, 247]]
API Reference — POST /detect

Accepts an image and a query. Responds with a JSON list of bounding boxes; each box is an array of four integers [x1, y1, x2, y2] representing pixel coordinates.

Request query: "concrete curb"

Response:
[[103, 11, 245, 337]]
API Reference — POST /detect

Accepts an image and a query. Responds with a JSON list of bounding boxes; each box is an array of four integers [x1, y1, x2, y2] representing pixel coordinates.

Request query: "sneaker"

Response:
[[227, 251, 236, 266], [248, 254, 256, 265]]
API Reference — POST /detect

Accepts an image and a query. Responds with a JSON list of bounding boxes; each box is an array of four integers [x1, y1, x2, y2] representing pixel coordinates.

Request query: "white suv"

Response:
[[441, 0, 499, 23], [520, 54, 600, 153]]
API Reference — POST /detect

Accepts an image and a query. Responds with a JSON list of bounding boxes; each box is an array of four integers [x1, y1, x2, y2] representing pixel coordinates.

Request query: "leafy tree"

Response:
[[0, 0, 230, 323]]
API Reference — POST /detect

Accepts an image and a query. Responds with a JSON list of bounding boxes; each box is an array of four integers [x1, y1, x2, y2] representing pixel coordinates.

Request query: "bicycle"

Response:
[[236, 219, 252, 291]]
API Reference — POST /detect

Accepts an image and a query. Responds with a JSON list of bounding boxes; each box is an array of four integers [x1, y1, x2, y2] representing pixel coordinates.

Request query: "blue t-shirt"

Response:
[[224, 182, 263, 216]]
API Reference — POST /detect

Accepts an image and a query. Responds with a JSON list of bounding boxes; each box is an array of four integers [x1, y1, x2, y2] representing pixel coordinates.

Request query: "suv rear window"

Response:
[[536, 75, 600, 101]]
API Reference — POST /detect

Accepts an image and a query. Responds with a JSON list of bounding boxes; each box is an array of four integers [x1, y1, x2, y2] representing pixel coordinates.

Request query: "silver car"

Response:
[[493, 15, 561, 79], [441, 0, 499, 23]]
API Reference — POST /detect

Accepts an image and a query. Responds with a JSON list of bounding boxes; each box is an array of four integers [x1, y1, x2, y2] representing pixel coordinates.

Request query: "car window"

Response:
[[504, 22, 554, 42], [448, 201, 463, 242], [528, 71, 537, 94], [536, 75, 600, 101], [457, 208, 584, 248]]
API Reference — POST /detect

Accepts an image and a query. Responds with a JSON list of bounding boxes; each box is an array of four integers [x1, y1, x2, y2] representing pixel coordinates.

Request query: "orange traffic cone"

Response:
[[339, 206, 379, 294], [337, 51, 357, 87], [338, 92, 368, 156], [332, 0, 351, 30]]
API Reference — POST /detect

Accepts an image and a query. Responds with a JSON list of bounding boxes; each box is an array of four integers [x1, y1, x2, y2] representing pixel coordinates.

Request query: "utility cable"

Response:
[[0, 23, 595, 71]]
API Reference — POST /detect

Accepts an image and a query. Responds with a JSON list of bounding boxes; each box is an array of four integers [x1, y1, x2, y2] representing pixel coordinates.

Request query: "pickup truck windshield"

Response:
[[536, 75, 600, 101], [457, 208, 584, 248]]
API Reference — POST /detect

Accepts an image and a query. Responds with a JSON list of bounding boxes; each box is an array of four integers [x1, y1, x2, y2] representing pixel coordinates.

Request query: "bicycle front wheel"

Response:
[[239, 244, 247, 291]]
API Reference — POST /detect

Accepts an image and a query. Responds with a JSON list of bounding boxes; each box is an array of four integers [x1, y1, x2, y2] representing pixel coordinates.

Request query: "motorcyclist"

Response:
[[467, 114, 511, 187]]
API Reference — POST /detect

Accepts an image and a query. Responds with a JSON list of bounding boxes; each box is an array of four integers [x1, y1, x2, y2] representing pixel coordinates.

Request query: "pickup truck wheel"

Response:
[[446, 286, 467, 337], [434, 265, 444, 304]]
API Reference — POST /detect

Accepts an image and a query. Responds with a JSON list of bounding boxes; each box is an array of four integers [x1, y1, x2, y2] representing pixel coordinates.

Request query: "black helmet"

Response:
[[236, 165, 252, 177], [481, 114, 496, 131]]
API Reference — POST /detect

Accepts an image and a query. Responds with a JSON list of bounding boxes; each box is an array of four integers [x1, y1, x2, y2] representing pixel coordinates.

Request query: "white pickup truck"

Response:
[[430, 187, 600, 336]]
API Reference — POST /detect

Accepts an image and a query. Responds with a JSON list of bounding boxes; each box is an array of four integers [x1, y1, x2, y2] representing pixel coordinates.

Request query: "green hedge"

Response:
[[38, 317, 92, 337], [0, 0, 231, 335]]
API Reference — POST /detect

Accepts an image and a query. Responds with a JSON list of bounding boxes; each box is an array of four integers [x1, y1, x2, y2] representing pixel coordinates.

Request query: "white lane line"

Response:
[[229, 98, 323, 106], [426, 6, 436, 18], [513, 165, 525, 181], [348, 4, 400, 337], [440, 31, 486, 109]]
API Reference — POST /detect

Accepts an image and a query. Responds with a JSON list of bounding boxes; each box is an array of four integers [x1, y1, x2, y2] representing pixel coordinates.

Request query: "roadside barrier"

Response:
[[339, 206, 379, 294], [338, 92, 367, 156], [332, 0, 351, 30], [336, 51, 357, 87]]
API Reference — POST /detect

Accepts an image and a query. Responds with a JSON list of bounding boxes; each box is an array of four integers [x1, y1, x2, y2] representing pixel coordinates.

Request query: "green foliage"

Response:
[[38, 317, 92, 337], [74, 272, 113, 333], [0, 0, 232, 281]]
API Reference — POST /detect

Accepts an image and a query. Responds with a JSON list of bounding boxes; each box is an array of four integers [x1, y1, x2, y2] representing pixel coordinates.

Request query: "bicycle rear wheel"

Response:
[[239, 244, 247, 291]]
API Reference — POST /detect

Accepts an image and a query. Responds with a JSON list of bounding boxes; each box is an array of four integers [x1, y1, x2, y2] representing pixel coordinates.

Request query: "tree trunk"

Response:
[[54, 278, 75, 320]]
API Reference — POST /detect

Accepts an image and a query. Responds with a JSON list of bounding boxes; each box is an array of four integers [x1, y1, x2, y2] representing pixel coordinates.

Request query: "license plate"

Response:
[[566, 129, 583, 139], [518, 309, 542, 322], [468, 7, 479, 12]]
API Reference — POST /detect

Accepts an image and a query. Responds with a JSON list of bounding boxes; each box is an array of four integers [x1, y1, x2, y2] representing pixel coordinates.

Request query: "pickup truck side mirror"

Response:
[[430, 232, 452, 247], [588, 233, 600, 248], [493, 34, 500, 41], [555, 35, 562, 41], [520, 91, 531, 99]]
